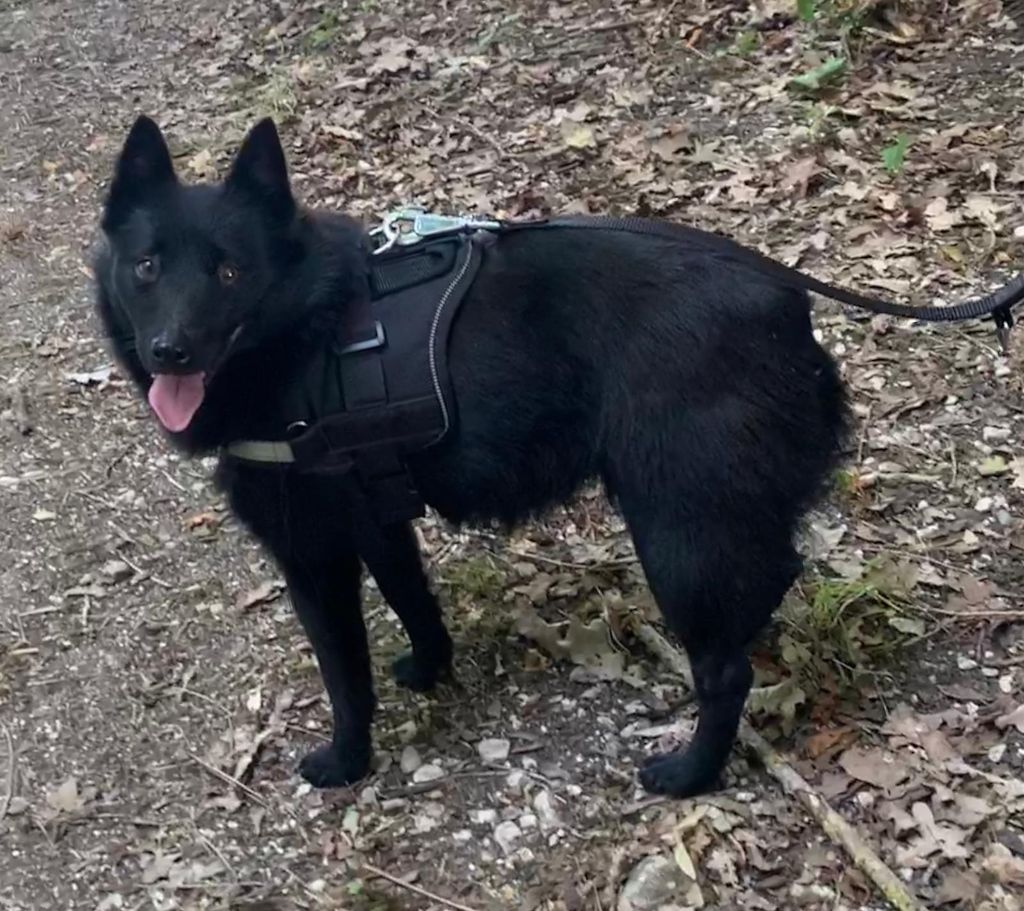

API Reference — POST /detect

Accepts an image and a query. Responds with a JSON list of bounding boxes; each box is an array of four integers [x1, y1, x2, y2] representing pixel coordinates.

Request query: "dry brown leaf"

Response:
[[838, 747, 911, 794], [236, 579, 285, 610], [981, 844, 1024, 886], [995, 703, 1024, 734]]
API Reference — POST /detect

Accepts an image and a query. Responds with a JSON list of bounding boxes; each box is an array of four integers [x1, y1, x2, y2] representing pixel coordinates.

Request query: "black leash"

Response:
[[498, 215, 1023, 352]]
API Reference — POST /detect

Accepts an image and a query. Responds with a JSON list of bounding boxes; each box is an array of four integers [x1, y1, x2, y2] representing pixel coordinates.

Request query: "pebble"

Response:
[[618, 855, 687, 911], [100, 560, 132, 582], [493, 820, 522, 854], [412, 763, 444, 784], [400, 745, 422, 774], [983, 426, 1011, 443], [470, 808, 498, 826], [975, 496, 993, 513], [477, 738, 511, 763], [533, 790, 562, 832]]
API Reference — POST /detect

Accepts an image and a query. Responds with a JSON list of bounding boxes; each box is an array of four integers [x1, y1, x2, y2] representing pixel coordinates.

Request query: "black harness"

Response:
[[224, 214, 1024, 524], [224, 230, 490, 524]]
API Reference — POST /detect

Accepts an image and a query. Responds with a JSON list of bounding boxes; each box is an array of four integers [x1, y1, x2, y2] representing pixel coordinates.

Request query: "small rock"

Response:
[[493, 820, 522, 854], [477, 737, 511, 763], [618, 855, 695, 911], [506, 770, 527, 790], [856, 790, 876, 809], [414, 813, 440, 833], [400, 745, 422, 774], [519, 812, 538, 830], [412, 763, 444, 784], [789, 883, 835, 906], [975, 496, 993, 513], [470, 808, 498, 826], [100, 560, 132, 582], [515, 847, 536, 864], [533, 790, 562, 832], [983, 426, 1011, 443]]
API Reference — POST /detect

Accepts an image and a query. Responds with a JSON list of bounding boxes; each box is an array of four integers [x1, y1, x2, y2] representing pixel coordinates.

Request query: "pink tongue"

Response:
[[148, 373, 206, 432]]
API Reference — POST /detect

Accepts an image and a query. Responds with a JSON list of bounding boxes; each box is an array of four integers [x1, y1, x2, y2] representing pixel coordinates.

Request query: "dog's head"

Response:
[[98, 116, 302, 433]]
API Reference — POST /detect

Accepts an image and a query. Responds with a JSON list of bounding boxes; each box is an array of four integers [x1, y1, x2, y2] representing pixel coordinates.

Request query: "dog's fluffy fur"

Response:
[[94, 116, 849, 797]]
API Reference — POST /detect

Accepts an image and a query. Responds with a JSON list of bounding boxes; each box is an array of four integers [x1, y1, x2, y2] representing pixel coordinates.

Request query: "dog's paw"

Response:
[[391, 650, 452, 692], [298, 742, 371, 788], [639, 751, 721, 798]]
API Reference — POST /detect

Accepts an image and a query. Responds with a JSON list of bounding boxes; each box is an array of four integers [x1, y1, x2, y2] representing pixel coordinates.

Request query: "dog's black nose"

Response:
[[151, 336, 192, 367]]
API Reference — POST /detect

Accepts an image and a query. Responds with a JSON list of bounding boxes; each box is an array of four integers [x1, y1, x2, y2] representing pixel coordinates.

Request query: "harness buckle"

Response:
[[340, 320, 386, 354]]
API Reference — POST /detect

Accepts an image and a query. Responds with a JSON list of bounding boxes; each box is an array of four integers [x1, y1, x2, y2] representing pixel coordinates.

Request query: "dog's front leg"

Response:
[[282, 549, 375, 787]]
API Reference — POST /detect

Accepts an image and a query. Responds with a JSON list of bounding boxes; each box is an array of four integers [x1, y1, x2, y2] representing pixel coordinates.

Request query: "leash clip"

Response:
[[993, 305, 1014, 356], [371, 207, 501, 254]]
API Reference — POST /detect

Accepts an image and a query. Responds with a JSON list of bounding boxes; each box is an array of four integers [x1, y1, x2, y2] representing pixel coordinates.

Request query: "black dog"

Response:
[[94, 116, 849, 797]]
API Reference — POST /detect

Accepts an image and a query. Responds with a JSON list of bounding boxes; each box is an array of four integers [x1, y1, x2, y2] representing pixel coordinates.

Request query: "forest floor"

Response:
[[1, 0, 1023, 909]]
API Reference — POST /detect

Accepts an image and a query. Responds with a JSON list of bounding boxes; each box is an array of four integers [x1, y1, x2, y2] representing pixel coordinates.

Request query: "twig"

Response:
[[741, 721, 924, 911], [601, 844, 629, 910], [8, 383, 31, 435], [985, 653, 1024, 668], [188, 753, 267, 808], [194, 826, 236, 882], [0, 725, 15, 824], [363, 863, 481, 911], [634, 621, 925, 911], [420, 103, 506, 160], [633, 620, 693, 688], [923, 607, 1024, 620]]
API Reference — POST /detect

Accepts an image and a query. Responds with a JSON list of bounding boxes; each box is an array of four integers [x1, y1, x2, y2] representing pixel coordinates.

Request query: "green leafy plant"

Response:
[[734, 29, 761, 56], [798, 0, 818, 22], [777, 559, 920, 691], [307, 10, 342, 50], [882, 134, 911, 174], [788, 55, 847, 94]]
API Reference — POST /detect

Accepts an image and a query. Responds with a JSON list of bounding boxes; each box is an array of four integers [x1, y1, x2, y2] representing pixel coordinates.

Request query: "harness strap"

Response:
[[499, 215, 1024, 333]]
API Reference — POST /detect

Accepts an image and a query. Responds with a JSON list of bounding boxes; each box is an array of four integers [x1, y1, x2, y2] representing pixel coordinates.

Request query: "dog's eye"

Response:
[[134, 257, 159, 282], [217, 262, 240, 286]]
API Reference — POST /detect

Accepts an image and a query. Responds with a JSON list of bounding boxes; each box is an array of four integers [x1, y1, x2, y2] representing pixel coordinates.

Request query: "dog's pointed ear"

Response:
[[226, 118, 295, 221], [103, 116, 177, 231]]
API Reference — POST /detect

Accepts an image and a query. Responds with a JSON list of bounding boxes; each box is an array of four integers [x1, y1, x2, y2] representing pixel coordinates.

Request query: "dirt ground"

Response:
[[2, 0, 1024, 909]]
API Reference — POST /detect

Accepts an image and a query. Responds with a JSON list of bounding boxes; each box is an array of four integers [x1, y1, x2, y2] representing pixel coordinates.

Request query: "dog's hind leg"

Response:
[[283, 549, 376, 788], [359, 522, 453, 692], [621, 507, 802, 797]]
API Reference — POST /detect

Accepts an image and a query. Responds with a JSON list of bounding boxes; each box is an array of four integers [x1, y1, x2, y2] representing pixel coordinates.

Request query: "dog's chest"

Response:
[[223, 234, 487, 524]]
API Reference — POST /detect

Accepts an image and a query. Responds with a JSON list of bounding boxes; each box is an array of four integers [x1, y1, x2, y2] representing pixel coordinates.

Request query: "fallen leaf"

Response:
[[46, 777, 86, 814], [839, 747, 911, 793], [982, 843, 1024, 886], [236, 579, 285, 610], [995, 703, 1024, 734], [561, 122, 597, 150], [140, 850, 180, 885], [67, 366, 113, 386], [978, 455, 1008, 477], [804, 726, 855, 759], [651, 130, 689, 163], [187, 148, 215, 178]]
